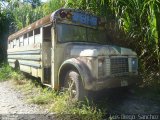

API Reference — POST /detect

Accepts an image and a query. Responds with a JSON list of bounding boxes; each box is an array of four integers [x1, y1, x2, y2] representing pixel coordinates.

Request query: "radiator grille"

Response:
[[110, 58, 128, 74]]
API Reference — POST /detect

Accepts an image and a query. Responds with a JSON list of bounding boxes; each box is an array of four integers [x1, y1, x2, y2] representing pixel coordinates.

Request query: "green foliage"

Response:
[[43, 0, 65, 15], [0, 11, 9, 36], [51, 92, 103, 120], [106, 0, 160, 72], [0, 64, 12, 81], [0, 64, 23, 81], [28, 88, 57, 104], [10, 4, 44, 30]]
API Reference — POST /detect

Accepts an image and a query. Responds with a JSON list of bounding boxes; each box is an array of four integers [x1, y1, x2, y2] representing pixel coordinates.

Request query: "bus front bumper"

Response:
[[85, 75, 140, 91]]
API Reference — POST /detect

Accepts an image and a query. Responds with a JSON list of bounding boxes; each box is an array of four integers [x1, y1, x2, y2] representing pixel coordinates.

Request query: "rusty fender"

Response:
[[58, 58, 96, 90]]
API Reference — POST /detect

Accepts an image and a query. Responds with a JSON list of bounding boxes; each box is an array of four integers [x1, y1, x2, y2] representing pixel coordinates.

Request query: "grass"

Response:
[[50, 93, 103, 120], [0, 63, 14, 81], [0, 63, 24, 81], [15, 80, 103, 120], [1, 64, 160, 119], [0, 64, 103, 119]]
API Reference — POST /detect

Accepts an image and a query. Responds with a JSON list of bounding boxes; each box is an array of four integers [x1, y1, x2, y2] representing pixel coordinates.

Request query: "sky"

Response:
[[41, 0, 47, 2]]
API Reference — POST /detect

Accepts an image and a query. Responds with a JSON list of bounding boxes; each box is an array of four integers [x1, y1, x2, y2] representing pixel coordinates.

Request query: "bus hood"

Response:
[[69, 43, 137, 57]]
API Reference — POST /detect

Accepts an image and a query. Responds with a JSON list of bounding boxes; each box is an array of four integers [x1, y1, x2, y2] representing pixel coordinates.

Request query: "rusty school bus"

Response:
[[8, 8, 138, 100]]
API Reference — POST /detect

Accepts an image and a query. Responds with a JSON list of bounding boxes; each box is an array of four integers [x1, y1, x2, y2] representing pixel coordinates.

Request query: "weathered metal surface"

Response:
[[42, 42, 51, 67], [55, 42, 138, 90], [35, 34, 42, 43], [8, 50, 41, 56], [7, 8, 138, 91], [8, 54, 41, 61], [8, 43, 41, 53], [31, 67, 39, 77], [19, 65, 31, 73], [96, 75, 139, 90], [8, 59, 41, 68], [58, 58, 95, 90], [19, 64, 42, 77], [8, 38, 43, 78]]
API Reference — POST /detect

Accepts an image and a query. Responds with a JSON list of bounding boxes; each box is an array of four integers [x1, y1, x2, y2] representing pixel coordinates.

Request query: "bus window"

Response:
[[20, 36, 24, 47], [13, 39, 16, 48], [35, 28, 40, 34], [28, 31, 34, 44], [16, 38, 20, 47], [34, 28, 41, 43], [43, 25, 51, 42], [24, 33, 28, 45], [10, 41, 13, 48], [8, 41, 10, 48]]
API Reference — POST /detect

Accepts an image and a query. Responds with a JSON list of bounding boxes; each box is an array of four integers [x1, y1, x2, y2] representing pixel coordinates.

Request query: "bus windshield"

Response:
[[57, 24, 109, 44]]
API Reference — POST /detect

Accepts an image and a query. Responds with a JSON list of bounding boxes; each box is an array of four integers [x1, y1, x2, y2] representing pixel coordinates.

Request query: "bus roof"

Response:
[[8, 8, 102, 41], [8, 14, 51, 41]]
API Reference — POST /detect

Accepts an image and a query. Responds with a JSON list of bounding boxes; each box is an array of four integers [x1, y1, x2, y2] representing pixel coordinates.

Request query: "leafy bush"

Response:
[[0, 63, 24, 82], [0, 64, 14, 81], [51, 92, 103, 120]]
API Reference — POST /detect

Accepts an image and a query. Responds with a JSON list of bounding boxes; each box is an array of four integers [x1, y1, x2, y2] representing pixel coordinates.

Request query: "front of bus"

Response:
[[52, 9, 138, 91]]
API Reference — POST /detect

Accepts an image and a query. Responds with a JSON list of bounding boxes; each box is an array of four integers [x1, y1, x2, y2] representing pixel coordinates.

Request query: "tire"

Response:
[[15, 60, 20, 71], [64, 70, 85, 101]]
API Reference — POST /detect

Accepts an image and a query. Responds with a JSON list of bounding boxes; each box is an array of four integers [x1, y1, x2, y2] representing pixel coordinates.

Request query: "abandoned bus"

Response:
[[8, 8, 138, 100]]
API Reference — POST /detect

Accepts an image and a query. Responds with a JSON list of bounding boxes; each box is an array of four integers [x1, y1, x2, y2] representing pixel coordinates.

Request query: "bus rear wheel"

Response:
[[15, 60, 20, 71], [64, 70, 85, 101]]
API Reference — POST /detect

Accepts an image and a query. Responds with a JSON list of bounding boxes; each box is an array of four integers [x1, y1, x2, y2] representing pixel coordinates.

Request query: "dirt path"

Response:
[[0, 81, 54, 119]]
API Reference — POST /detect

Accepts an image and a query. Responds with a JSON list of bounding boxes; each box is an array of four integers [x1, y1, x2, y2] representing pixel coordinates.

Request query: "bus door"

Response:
[[42, 25, 52, 85]]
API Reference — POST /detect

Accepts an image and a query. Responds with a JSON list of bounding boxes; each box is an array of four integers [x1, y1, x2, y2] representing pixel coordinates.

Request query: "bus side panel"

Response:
[[7, 43, 41, 52], [7, 43, 42, 78]]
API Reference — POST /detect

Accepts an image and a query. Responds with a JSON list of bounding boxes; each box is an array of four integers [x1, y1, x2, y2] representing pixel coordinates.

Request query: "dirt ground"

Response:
[[0, 81, 54, 120], [0, 80, 159, 119]]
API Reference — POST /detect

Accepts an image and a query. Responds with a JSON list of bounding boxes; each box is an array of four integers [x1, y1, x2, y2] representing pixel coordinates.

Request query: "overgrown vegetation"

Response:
[[16, 80, 103, 120], [0, 0, 159, 85], [0, 0, 160, 117], [0, 63, 21, 81], [0, 64, 103, 120]]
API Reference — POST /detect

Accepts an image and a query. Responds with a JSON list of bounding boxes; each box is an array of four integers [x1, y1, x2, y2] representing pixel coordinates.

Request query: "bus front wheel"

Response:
[[64, 70, 85, 101]]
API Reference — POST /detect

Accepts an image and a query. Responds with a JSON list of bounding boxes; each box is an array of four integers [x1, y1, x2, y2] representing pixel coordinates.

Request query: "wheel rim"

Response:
[[64, 73, 77, 98]]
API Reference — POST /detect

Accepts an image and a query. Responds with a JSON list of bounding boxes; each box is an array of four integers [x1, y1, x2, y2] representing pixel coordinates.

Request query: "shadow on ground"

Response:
[[20, 73, 160, 115], [88, 87, 160, 114]]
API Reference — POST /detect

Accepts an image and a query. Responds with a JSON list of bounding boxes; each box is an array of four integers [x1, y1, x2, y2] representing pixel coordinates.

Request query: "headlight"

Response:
[[98, 57, 105, 77], [98, 61, 103, 68], [98, 57, 105, 68], [131, 58, 138, 72]]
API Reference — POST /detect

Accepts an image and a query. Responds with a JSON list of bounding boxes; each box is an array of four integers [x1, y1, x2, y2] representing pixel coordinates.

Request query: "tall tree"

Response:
[[23, 0, 41, 8]]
